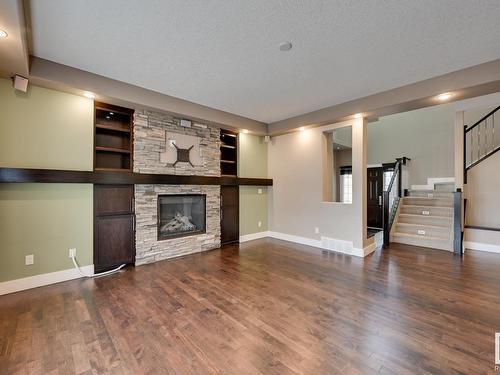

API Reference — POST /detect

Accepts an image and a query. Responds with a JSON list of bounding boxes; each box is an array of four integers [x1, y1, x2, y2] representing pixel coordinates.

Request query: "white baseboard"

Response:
[[463, 241, 500, 254], [239, 231, 271, 243], [268, 231, 323, 249], [0, 265, 94, 296], [411, 177, 455, 191], [267, 231, 373, 257]]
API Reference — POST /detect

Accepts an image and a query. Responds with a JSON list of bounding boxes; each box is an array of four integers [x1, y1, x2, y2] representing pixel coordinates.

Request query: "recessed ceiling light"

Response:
[[299, 127, 305, 132], [279, 41, 292, 52], [436, 92, 453, 101], [242, 129, 249, 134], [83, 91, 95, 99], [0, 30, 7, 38]]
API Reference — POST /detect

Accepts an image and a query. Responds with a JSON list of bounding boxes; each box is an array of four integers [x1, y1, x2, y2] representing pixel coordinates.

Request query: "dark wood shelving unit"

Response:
[[94, 102, 134, 172], [220, 129, 238, 177], [219, 129, 239, 245]]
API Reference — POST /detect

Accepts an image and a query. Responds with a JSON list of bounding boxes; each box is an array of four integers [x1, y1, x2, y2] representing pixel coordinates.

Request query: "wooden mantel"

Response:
[[0, 168, 273, 186]]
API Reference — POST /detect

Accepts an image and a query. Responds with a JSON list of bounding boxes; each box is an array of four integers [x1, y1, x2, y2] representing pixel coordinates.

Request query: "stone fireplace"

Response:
[[157, 194, 206, 240], [133, 110, 221, 265]]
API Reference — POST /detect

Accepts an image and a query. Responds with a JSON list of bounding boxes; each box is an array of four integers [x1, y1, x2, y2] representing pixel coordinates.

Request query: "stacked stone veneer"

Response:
[[133, 110, 222, 265], [135, 184, 221, 265], [134, 110, 220, 176]]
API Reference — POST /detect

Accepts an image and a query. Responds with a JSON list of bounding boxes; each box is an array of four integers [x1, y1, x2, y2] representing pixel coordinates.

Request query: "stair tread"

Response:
[[392, 232, 450, 241], [403, 196, 453, 201], [402, 204, 453, 210], [399, 213, 452, 220], [408, 189, 454, 192], [395, 222, 451, 229]]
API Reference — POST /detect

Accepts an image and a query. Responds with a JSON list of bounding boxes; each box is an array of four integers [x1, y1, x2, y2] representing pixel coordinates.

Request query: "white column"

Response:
[[351, 117, 368, 249], [454, 111, 465, 190]]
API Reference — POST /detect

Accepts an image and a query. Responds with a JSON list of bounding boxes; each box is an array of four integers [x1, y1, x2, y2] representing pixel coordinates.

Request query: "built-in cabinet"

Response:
[[94, 185, 136, 272], [220, 129, 240, 244], [94, 102, 134, 172], [221, 185, 239, 245], [220, 129, 237, 176], [93, 101, 136, 272]]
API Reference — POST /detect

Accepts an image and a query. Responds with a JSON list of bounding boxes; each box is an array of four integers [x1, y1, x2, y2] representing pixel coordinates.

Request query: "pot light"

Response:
[[436, 92, 453, 101], [279, 41, 292, 51], [0, 30, 7, 38], [242, 129, 249, 134], [83, 91, 95, 99], [299, 127, 305, 132]]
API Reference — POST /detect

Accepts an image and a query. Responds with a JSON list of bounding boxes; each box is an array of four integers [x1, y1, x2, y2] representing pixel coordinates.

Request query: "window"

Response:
[[383, 170, 394, 191], [342, 173, 352, 204]]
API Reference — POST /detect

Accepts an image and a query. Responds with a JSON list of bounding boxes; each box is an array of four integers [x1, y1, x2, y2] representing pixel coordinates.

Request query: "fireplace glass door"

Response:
[[158, 194, 206, 240]]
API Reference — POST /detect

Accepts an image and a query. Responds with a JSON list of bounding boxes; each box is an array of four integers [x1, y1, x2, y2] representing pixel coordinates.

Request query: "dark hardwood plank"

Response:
[[1, 240, 499, 374]]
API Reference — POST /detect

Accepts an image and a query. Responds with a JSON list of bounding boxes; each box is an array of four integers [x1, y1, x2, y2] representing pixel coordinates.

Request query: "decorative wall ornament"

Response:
[[159, 131, 203, 167], [173, 143, 194, 167]]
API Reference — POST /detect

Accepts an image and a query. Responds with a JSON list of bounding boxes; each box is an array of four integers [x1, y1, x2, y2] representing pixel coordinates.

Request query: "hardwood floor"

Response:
[[1, 239, 500, 374]]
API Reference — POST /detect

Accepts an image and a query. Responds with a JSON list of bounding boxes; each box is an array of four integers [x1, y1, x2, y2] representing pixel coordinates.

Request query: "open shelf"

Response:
[[220, 129, 237, 177], [96, 146, 131, 154], [96, 124, 131, 133], [94, 102, 134, 172]]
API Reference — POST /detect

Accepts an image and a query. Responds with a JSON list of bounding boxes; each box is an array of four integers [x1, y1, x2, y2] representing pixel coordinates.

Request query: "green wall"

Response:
[[238, 133, 268, 236], [0, 79, 94, 282]]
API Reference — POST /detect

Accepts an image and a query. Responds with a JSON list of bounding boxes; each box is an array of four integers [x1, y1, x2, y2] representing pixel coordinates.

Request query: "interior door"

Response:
[[221, 186, 239, 245], [367, 167, 383, 228]]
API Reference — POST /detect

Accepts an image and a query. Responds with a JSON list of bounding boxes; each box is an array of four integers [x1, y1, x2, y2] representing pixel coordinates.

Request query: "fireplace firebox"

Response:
[[157, 194, 206, 240]]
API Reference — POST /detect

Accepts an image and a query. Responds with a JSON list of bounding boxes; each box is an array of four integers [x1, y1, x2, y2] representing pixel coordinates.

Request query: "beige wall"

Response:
[[368, 103, 455, 185], [0, 184, 93, 282], [0, 78, 94, 170], [0, 79, 94, 282], [238, 133, 268, 236], [268, 119, 369, 250]]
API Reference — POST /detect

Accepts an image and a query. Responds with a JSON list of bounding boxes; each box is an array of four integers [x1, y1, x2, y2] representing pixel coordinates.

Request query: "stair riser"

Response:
[[391, 235, 452, 251], [407, 191, 454, 199], [398, 216, 451, 227], [434, 182, 455, 191], [403, 197, 453, 207], [395, 224, 450, 239], [401, 206, 453, 217]]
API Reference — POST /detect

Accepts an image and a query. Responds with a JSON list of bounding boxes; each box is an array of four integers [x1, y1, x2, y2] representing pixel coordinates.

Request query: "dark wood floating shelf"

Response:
[[95, 146, 131, 154], [95, 124, 131, 133], [0, 168, 273, 186]]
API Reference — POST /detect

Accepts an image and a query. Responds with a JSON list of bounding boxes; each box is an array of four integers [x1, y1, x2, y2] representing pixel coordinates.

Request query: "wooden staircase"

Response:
[[390, 186, 454, 251]]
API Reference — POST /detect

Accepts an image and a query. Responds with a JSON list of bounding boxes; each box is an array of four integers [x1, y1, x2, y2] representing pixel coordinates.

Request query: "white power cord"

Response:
[[70, 254, 126, 278]]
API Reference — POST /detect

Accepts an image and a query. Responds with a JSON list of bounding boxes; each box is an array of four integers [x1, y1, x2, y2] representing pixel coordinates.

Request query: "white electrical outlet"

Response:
[[417, 230, 426, 235], [422, 210, 430, 215], [69, 248, 77, 258], [25, 254, 34, 265], [427, 193, 434, 198], [315, 227, 319, 234], [258, 221, 262, 228], [258, 188, 262, 194]]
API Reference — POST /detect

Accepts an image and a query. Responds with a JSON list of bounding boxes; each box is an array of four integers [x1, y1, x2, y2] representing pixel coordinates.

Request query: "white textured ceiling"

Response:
[[30, 0, 500, 123]]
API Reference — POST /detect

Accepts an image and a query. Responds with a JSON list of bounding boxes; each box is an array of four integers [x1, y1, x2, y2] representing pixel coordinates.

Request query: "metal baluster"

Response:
[[494, 113, 496, 152], [469, 130, 472, 167]]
